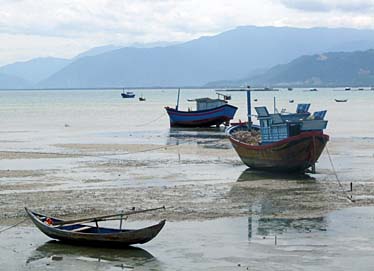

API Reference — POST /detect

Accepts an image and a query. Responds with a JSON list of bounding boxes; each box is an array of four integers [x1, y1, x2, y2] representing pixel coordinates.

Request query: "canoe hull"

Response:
[[25, 208, 165, 247], [228, 127, 329, 172], [165, 104, 237, 127]]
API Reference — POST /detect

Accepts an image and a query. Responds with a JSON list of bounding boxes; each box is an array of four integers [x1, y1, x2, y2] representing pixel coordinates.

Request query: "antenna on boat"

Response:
[[273, 96, 277, 113], [246, 85, 252, 129], [176, 88, 181, 110]]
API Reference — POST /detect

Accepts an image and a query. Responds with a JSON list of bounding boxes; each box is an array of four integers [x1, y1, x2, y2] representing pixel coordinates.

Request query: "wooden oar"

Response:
[[52, 206, 165, 226]]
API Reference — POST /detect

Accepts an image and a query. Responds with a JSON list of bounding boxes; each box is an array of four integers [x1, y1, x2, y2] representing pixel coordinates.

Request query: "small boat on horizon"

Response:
[[139, 94, 146, 101], [309, 88, 318, 91], [121, 90, 135, 98], [165, 89, 237, 127], [335, 99, 348, 102], [287, 87, 293, 91], [345, 87, 351, 91], [25, 207, 165, 247]]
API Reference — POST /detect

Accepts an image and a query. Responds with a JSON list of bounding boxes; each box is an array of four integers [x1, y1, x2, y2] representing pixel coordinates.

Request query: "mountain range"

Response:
[[207, 49, 374, 87], [2, 26, 374, 89]]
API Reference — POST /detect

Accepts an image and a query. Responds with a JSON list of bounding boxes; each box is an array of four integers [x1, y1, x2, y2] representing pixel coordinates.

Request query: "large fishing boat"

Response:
[[165, 89, 237, 127], [227, 90, 329, 172]]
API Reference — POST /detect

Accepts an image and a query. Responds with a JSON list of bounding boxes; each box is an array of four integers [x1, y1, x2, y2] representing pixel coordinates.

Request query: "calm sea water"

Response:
[[0, 88, 373, 151]]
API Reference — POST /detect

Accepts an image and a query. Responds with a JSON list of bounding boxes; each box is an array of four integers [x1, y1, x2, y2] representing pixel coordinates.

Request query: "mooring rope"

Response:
[[134, 112, 166, 127], [96, 135, 202, 163], [325, 145, 354, 203], [0, 218, 28, 234]]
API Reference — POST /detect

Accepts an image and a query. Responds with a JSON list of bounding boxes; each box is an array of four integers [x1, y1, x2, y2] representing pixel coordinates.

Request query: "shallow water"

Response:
[[1, 88, 374, 151], [2, 207, 374, 271]]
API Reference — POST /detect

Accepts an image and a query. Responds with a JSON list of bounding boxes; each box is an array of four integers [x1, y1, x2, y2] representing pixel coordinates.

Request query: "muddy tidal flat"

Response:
[[1, 136, 374, 270], [1, 88, 374, 270]]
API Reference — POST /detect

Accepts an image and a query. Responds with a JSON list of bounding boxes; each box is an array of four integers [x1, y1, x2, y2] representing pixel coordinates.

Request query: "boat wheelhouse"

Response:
[[254, 104, 327, 144]]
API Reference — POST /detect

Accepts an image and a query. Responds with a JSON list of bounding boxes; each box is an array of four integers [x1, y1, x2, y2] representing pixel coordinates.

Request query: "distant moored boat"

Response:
[[121, 89, 135, 98], [139, 93, 146, 101], [165, 89, 237, 127]]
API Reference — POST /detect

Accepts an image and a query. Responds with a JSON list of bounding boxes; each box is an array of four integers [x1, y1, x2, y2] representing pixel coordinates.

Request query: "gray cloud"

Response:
[[279, 0, 374, 12], [1, 0, 374, 66]]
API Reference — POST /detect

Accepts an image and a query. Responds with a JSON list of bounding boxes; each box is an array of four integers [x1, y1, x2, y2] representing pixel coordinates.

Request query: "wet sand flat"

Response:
[[1, 137, 374, 223]]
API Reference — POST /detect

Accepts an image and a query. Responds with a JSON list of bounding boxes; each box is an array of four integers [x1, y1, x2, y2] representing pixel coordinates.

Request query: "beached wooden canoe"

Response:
[[25, 208, 165, 247], [227, 125, 329, 172]]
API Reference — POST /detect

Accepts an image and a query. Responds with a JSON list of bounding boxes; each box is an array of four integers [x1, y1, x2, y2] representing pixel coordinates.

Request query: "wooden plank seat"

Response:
[[70, 226, 92, 232]]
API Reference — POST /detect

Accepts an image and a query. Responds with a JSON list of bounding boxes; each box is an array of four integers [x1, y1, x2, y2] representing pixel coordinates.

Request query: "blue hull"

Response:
[[165, 104, 237, 127], [121, 93, 135, 98]]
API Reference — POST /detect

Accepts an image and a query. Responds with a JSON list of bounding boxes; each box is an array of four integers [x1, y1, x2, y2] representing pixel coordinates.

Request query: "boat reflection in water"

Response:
[[167, 127, 231, 150], [27, 241, 159, 270], [230, 169, 328, 240]]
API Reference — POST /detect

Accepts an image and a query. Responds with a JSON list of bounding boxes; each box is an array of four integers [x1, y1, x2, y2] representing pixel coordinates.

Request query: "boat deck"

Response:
[[231, 130, 261, 145]]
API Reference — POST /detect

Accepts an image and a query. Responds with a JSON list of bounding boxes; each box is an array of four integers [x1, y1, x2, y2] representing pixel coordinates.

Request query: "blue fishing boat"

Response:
[[121, 89, 135, 98], [165, 89, 237, 127]]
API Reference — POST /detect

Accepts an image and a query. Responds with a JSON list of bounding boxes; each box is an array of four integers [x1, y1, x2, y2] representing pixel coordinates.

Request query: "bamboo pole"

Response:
[[52, 206, 165, 226]]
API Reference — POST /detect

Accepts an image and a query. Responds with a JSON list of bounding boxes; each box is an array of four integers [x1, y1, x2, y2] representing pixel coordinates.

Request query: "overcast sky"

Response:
[[1, 0, 374, 66]]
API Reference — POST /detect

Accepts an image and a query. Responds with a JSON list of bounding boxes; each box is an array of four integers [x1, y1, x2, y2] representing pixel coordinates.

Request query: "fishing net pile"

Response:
[[231, 130, 261, 145]]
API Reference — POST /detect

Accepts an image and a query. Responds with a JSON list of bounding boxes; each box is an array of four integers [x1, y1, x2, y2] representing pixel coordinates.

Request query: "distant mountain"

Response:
[[225, 49, 374, 87], [0, 73, 31, 89], [38, 26, 374, 88], [0, 57, 71, 85], [73, 45, 124, 59], [0, 43, 181, 89], [73, 42, 179, 59]]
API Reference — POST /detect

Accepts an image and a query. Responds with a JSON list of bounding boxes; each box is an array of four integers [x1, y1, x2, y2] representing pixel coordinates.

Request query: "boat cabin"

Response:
[[191, 98, 227, 111], [255, 104, 328, 144]]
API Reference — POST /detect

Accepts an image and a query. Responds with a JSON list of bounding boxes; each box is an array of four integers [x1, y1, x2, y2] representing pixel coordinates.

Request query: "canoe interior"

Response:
[[31, 211, 135, 233]]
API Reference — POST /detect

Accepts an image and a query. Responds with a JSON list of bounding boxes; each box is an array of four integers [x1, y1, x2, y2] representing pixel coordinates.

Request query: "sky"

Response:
[[1, 0, 374, 66]]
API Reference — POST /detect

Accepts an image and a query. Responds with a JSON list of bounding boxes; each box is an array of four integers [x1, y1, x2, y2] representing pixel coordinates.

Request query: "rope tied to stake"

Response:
[[325, 145, 354, 203]]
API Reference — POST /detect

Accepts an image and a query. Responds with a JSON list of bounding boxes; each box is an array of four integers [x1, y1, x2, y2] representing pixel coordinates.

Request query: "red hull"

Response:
[[228, 130, 329, 172]]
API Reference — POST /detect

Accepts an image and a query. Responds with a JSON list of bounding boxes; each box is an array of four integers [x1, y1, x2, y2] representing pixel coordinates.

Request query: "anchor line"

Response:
[[134, 112, 166, 127], [0, 218, 28, 234], [325, 145, 354, 203]]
